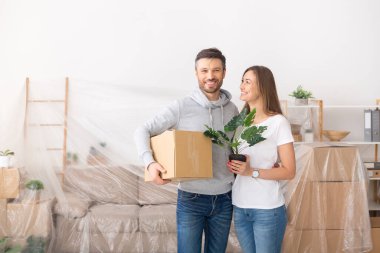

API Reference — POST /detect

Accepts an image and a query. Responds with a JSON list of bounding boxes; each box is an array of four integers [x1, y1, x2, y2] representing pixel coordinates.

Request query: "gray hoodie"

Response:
[[134, 88, 238, 195]]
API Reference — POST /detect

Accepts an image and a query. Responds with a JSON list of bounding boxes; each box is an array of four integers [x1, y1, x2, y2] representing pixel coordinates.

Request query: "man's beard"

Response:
[[200, 80, 223, 94]]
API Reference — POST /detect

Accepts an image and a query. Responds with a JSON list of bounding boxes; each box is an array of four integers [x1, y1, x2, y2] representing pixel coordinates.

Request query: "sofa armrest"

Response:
[[54, 193, 92, 218]]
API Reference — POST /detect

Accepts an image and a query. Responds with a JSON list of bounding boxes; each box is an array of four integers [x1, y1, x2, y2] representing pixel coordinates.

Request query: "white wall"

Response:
[[0, 0, 379, 162]]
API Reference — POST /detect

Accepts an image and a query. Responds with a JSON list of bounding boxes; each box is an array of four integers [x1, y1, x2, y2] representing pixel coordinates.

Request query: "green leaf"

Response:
[[243, 108, 256, 127], [5, 245, 22, 253], [25, 180, 44, 190], [289, 85, 313, 99], [203, 125, 224, 146], [246, 136, 266, 146], [230, 141, 240, 149], [241, 125, 267, 147], [0, 149, 14, 156], [229, 139, 242, 154], [217, 130, 230, 142], [224, 108, 247, 132], [204, 125, 217, 137], [203, 130, 216, 139], [203, 108, 268, 154]]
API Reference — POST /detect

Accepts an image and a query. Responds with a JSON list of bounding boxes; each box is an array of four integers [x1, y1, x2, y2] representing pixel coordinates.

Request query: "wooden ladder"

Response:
[[24, 77, 69, 182], [376, 99, 380, 162]]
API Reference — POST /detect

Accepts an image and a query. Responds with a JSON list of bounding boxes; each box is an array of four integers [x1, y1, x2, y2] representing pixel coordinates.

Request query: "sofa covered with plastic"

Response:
[[51, 144, 374, 253], [53, 165, 241, 253]]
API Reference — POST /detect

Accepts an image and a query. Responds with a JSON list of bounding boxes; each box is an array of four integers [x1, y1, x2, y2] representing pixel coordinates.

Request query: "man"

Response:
[[134, 48, 238, 253]]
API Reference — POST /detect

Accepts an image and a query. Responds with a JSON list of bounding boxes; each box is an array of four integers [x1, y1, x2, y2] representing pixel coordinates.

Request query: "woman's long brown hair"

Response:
[[242, 66, 283, 115]]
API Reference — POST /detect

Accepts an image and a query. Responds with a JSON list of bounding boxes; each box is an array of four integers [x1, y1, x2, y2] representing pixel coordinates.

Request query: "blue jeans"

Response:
[[177, 189, 233, 253], [233, 205, 287, 253]]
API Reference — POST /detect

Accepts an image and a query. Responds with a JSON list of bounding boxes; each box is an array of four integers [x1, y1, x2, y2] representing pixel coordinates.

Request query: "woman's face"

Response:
[[240, 70, 260, 102]]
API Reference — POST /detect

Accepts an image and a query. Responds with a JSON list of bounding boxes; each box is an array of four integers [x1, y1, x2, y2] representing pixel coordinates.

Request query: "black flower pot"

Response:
[[229, 154, 246, 162]]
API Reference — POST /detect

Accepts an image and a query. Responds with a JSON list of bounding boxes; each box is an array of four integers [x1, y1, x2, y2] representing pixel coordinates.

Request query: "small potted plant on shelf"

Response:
[[66, 152, 79, 165], [289, 85, 314, 105], [203, 108, 267, 162], [0, 149, 15, 168], [23, 179, 44, 204]]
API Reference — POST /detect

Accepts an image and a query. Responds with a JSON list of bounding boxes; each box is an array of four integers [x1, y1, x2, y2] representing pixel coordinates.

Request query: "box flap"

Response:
[[149, 131, 176, 180]]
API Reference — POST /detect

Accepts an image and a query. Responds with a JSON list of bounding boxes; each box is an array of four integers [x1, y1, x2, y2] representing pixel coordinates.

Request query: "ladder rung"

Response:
[[47, 148, 63, 151], [28, 100, 65, 103]]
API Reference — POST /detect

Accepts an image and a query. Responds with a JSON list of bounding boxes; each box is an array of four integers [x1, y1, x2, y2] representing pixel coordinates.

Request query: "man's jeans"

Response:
[[233, 205, 287, 253], [177, 189, 233, 253]]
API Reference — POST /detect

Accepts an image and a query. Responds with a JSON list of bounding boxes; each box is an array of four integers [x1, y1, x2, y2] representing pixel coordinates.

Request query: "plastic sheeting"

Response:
[[0, 79, 239, 253], [282, 143, 372, 253], [0, 79, 375, 253]]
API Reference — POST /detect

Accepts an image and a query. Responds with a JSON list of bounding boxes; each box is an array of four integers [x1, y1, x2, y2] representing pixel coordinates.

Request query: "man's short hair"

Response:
[[195, 48, 226, 70]]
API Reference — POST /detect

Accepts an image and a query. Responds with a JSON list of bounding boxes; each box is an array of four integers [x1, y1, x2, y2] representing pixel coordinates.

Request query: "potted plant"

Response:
[[66, 152, 79, 165], [289, 85, 314, 105], [23, 179, 44, 204], [203, 108, 267, 162], [0, 149, 15, 168], [0, 237, 22, 253], [21, 236, 46, 253]]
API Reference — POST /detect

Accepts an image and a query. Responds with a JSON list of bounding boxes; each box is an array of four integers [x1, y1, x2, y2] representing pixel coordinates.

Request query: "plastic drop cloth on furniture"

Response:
[[0, 79, 373, 252], [53, 165, 241, 253], [281, 143, 372, 253], [0, 79, 241, 253]]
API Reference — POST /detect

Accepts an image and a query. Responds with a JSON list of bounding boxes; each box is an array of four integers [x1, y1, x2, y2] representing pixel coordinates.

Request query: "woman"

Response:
[[227, 66, 296, 253]]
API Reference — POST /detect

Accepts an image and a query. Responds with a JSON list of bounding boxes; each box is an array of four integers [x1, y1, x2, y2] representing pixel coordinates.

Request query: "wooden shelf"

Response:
[[368, 199, 380, 211], [294, 141, 380, 145], [324, 105, 380, 109], [287, 105, 320, 109]]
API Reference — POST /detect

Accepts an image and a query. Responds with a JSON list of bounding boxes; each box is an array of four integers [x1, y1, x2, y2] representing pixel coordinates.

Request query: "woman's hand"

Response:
[[227, 155, 252, 176]]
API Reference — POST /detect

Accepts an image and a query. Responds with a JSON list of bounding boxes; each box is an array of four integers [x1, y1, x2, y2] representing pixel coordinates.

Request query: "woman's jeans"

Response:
[[233, 205, 287, 253], [177, 189, 233, 253]]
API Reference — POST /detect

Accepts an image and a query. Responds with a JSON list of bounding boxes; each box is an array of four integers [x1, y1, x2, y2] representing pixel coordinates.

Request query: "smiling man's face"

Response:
[[195, 58, 226, 101]]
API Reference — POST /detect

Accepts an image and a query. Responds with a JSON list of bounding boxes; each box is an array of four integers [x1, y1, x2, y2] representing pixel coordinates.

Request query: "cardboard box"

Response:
[[370, 215, 380, 253], [7, 200, 53, 237], [0, 199, 7, 237], [371, 228, 380, 253], [371, 216, 380, 228], [0, 168, 20, 199], [282, 227, 369, 253], [145, 130, 212, 181], [310, 147, 358, 181], [287, 181, 367, 229]]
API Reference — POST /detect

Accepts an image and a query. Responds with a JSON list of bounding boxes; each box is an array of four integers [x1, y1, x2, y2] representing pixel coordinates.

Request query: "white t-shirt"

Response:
[[232, 114, 294, 209]]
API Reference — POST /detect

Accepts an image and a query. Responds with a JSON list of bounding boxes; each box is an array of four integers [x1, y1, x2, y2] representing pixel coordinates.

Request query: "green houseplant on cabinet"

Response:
[[0, 149, 15, 168], [23, 180, 44, 204], [203, 108, 267, 162], [289, 85, 314, 105]]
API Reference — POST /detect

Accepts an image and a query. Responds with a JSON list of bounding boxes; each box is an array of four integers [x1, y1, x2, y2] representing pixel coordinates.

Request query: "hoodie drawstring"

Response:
[[209, 107, 213, 128], [221, 105, 224, 125]]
